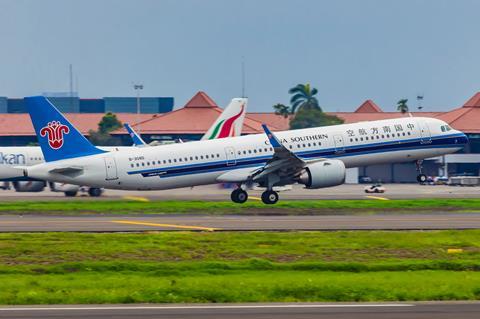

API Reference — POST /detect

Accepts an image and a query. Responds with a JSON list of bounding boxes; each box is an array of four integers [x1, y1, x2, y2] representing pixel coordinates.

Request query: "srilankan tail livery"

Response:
[[23, 96, 468, 204], [202, 98, 246, 140]]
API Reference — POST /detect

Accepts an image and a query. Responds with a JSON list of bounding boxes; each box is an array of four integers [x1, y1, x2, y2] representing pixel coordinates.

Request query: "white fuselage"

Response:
[[26, 117, 468, 190]]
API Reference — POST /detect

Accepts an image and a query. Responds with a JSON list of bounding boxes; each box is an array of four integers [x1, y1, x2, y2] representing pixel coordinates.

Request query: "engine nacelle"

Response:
[[298, 160, 346, 189], [12, 181, 46, 192]]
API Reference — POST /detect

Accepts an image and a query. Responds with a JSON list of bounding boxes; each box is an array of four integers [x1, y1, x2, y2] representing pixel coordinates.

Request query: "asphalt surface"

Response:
[[0, 302, 479, 319], [2, 213, 480, 232], [1, 184, 479, 201]]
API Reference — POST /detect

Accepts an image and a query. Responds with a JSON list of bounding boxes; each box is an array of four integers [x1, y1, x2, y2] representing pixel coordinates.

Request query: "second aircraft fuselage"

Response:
[[27, 117, 468, 190]]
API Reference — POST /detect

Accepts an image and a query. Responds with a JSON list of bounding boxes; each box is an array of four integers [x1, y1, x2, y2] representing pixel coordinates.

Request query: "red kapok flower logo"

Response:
[[40, 121, 70, 149]]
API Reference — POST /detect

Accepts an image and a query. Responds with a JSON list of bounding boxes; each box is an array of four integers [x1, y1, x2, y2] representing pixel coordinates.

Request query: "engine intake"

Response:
[[298, 160, 346, 189]]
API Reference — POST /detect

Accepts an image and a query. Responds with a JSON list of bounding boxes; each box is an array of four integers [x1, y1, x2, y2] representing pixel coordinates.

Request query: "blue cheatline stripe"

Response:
[[126, 133, 467, 179]]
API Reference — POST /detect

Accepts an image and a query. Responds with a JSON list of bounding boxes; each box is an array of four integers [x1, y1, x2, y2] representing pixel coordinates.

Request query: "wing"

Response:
[[216, 124, 326, 185]]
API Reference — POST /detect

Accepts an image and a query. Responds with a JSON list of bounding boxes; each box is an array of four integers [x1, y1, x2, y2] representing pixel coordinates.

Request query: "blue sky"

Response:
[[0, 0, 479, 112]]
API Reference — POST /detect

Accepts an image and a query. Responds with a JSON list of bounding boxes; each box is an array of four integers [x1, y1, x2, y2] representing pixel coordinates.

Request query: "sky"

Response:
[[0, 0, 479, 112]]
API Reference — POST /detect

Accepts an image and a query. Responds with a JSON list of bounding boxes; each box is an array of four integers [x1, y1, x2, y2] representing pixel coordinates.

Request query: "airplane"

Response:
[[22, 96, 468, 204], [0, 97, 248, 196]]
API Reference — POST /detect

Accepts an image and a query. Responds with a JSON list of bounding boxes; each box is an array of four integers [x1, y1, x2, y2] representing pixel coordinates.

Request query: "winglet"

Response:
[[261, 124, 281, 148], [124, 123, 147, 147]]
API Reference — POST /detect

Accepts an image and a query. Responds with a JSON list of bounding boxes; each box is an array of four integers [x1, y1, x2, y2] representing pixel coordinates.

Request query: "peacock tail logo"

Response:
[[208, 104, 245, 139], [40, 121, 70, 149]]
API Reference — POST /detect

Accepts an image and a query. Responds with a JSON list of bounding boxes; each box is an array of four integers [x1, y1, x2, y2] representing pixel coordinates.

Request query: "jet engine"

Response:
[[298, 160, 346, 189], [12, 181, 46, 192]]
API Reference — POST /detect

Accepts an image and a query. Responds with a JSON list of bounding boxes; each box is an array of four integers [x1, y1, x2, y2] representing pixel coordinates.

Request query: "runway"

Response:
[[0, 302, 478, 319], [1, 184, 479, 201], [2, 213, 480, 232]]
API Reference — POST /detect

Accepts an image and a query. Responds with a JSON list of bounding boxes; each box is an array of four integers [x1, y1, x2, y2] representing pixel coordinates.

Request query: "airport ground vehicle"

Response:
[[364, 184, 386, 193]]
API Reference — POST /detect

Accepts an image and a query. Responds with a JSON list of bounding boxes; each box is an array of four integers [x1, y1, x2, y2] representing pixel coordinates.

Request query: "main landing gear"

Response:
[[415, 160, 427, 183], [231, 188, 248, 203], [261, 190, 279, 205], [230, 187, 280, 205]]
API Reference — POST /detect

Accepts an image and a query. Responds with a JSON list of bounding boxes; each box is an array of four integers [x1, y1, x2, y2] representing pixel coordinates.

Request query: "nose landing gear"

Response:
[[415, 160, 427, 183]]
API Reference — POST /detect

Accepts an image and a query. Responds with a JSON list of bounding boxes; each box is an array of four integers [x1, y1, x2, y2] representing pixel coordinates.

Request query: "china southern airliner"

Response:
[[23, 96, 468, 204]]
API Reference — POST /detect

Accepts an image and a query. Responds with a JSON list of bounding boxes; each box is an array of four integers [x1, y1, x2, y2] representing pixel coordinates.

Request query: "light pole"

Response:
[[133, 84, 143, 134]]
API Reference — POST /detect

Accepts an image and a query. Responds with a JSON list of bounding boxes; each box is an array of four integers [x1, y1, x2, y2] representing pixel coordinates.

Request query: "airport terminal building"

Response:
[[0, 91, 478, 183]]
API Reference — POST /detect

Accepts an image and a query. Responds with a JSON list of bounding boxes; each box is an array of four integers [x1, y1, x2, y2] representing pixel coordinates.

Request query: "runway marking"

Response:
[[122, 196, 150, 202], [0, 304, 415, 311], [249, 196, 262, 201], [365, 195, 390, 201], [111, 220, 219, 232]]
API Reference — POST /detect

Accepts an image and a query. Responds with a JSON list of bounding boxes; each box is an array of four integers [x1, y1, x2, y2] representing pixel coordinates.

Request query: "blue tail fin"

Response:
[[25, 96, 106, 162], [124, 123, 147, 147]]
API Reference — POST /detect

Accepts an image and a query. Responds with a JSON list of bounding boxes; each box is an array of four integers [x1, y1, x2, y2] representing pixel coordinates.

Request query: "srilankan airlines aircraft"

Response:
[[23, 96, 468, 204], [0, 97, 247, 196]]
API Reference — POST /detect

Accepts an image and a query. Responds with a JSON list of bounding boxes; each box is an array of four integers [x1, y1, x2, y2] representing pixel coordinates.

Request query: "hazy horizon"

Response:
[[0, 0, 479, 112]]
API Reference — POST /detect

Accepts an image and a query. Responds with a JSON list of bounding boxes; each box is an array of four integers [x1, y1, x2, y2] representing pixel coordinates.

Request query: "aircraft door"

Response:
[[418, 120, 432, 144], [104, 156, 118, 180], [225, 147, 236, 166], [333, 134, 345, 154]]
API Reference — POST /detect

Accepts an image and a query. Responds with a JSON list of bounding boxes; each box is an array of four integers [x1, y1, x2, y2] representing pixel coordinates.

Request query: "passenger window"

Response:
[[163, 160, 166, 164], [289, 145, 293, 149], [190, 157, 193, 161], [441, 126, 445, 132], [264, 148, 268, 152], [200, 156, 204, 159], [355, 138, 358, 142], [141, 163, 145, 166], [174, 159, 177, 162], [136, 163, 139, 167], [168, 159, 172, 163], [407, 132, 411, 135], [206, 155, 209, 159], [270, 147, 273, 151], [195, 156, 198, 160]]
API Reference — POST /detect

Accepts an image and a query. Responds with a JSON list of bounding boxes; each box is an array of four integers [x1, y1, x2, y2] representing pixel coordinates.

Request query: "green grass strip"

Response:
[[0, 198, 479, 214]]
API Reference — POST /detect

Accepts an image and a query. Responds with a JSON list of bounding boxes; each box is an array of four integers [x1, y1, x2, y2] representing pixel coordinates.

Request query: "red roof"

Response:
[[184, 91, 218, 108], [0, 113, 155, 136], [463, 92, 480, 108], [354, 100, 383, 113]]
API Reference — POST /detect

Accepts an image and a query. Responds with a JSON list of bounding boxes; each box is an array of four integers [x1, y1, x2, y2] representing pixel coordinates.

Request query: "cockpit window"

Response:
[[441, 125, 452, 132]]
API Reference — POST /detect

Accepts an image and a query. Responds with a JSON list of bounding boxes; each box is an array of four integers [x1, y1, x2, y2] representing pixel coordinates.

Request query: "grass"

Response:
[[0, 198, 479, 215], [0, 230, 480, 303]]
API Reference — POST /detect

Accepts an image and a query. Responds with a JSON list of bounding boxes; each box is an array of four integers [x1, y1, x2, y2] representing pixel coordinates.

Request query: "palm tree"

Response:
[[397, 99, 409, 114], [288, 83, 321, 113], [273, 103, 291, 118]]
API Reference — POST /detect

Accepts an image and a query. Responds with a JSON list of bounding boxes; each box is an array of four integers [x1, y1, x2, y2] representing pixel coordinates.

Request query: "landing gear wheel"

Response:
[[261, 190, 279, 205], [231, 189, 248, 204], [88, 187, 102, 197], [64, 191, 78, 197], [417, 174, 427, 183]]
